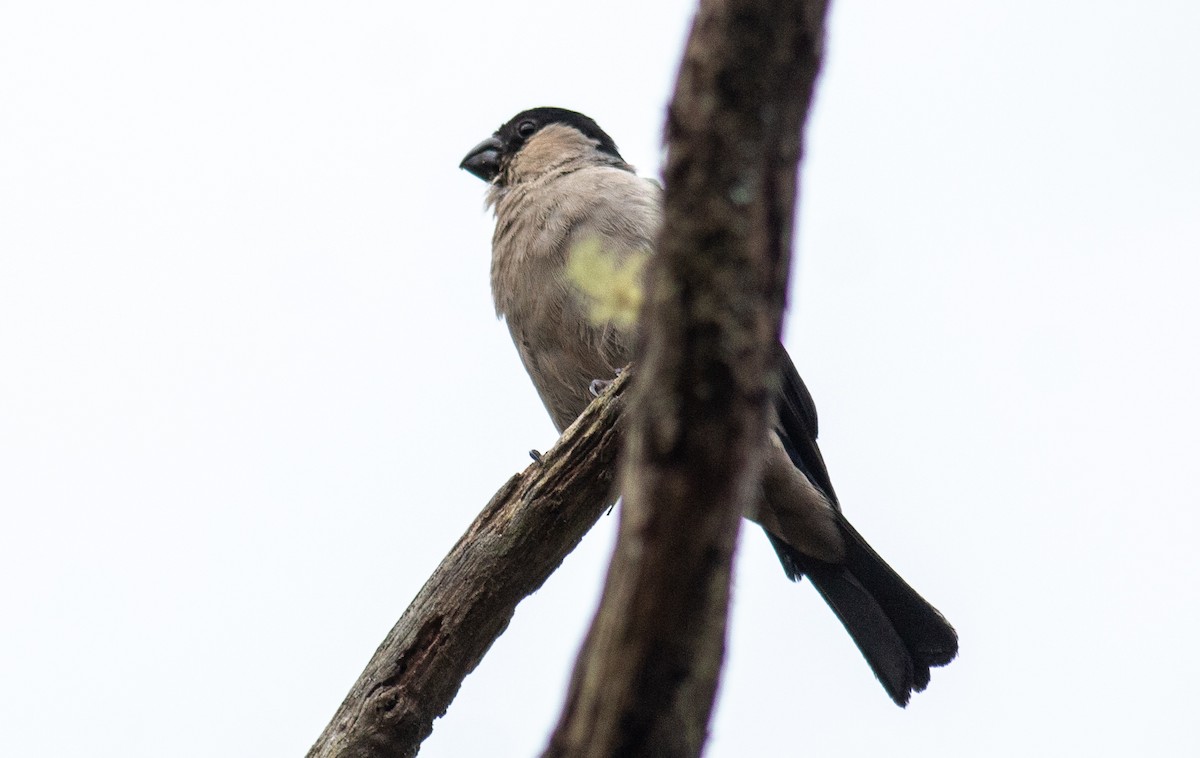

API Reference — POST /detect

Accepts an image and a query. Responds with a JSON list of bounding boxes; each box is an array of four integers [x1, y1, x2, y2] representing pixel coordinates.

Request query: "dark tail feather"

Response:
[[765, 520, 958, 706]]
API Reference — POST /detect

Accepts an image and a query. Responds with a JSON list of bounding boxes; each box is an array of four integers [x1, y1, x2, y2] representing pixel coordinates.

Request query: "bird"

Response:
[[460, 106, 957, 706]]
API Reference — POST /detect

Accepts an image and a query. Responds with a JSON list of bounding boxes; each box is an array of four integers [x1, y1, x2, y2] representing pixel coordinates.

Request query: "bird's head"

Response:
[[459, 107, 625, 185]]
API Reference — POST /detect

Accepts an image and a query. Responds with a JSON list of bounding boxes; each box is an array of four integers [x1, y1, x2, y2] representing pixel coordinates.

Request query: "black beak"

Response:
[[460, 136, 504, 182]]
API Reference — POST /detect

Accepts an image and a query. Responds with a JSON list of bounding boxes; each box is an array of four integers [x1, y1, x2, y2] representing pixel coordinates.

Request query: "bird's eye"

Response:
[[516, 120, 538, 138]]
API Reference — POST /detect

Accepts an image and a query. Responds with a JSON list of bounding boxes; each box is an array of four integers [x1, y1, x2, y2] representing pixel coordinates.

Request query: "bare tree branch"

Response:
[[310, 1, 829, 755], [307, 373, 631, 758], [543, 1, 831, 756]]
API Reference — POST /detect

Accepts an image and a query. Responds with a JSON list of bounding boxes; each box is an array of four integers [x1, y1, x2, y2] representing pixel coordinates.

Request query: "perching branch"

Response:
[[307, 372, 631, 758], [542, 1, 831, 756]]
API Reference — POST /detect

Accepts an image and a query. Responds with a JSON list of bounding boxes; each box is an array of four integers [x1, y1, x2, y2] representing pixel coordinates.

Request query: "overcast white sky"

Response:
[[2, 2, 1199, 756]]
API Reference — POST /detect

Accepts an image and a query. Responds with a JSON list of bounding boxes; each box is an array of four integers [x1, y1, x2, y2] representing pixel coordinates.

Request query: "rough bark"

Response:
[[307, 373, 631, 758], [542, 1, 830, 757]]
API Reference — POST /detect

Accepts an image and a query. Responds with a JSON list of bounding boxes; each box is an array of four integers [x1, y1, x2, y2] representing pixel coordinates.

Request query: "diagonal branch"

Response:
[[307, 372, 632, 758]]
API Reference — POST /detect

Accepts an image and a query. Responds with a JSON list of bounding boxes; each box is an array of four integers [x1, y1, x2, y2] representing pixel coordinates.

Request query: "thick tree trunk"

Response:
[[542, 1, 830, 757], [306, 374, 630, 758]]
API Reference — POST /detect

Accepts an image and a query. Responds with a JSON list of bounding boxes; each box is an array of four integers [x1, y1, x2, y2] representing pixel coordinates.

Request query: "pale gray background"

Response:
[[2, 2, 1198, 756]]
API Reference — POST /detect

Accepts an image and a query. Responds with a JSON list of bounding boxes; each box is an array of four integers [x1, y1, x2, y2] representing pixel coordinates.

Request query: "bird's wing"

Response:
[[772, 344, 840, 511]]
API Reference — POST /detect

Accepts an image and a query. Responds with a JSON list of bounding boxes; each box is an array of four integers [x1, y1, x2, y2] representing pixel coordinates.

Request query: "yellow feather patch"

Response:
[[565, 238, 649, 330]]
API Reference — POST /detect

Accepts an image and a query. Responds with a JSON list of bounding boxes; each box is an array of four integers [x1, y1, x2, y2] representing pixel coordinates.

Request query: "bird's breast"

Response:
[[489, 175, 642, 430]]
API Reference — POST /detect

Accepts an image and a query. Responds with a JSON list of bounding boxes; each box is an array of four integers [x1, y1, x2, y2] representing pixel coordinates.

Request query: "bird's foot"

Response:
[[591, 367, 627, 397]]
